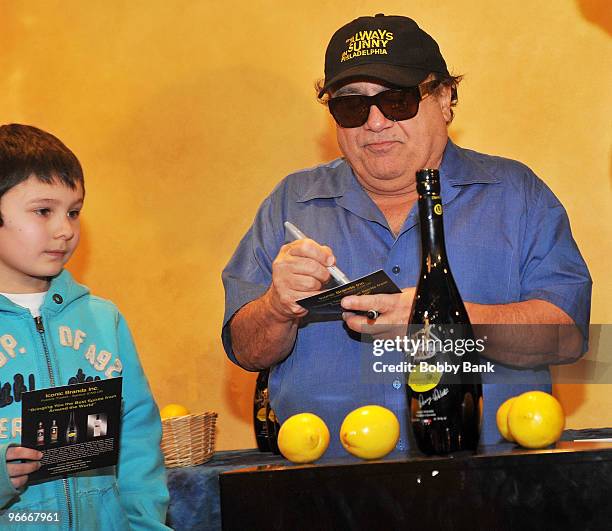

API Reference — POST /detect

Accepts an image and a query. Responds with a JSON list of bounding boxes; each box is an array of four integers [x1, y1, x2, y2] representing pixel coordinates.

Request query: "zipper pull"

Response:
[[35, 316, 45, 333]]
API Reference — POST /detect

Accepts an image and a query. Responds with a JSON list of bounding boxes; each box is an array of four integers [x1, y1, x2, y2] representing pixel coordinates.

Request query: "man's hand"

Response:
[[231, 238, 337, 369], [265, 238, 335, 321], [6, 446, 43, 489], [341, 287, 416, 338]]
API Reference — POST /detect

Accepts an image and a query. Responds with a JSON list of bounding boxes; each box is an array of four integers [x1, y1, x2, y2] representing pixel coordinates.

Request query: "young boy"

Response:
[[0, 124, 170, 529]]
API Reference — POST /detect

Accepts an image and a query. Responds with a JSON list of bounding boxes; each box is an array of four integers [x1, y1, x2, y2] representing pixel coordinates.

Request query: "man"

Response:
[[222, 14, 591, 453]]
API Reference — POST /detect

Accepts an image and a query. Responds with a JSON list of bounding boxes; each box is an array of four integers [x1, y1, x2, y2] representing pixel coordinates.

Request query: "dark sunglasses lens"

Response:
[[378, 90, 420, 121], [329, 88, 421, 128], [329, 96, 370, 128]]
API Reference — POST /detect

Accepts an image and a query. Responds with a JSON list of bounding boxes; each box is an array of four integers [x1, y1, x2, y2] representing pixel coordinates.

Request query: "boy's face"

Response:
[[0, 175, 84, 293]]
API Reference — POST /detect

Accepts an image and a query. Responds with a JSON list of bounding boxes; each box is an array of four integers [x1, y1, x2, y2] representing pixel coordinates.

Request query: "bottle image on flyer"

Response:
[[66, 411, 78, 444], [50, 419, 58, 444], [36, 421, 45, 446], [93, 414, 102, 437], [407, 168, 483, 455], [87, 413, 108, 439]]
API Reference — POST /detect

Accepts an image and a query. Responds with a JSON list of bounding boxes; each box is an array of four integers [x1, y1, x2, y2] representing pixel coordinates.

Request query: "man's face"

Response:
[[332, 80, 452, 195], [0, 175, 83, 293]]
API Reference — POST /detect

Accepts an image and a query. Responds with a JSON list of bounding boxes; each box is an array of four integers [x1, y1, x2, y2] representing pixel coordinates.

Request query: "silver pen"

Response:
[[283, 221, 351, 286]]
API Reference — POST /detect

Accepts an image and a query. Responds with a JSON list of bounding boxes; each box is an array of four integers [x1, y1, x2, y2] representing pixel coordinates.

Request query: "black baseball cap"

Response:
[[319, 14, 449, 97]]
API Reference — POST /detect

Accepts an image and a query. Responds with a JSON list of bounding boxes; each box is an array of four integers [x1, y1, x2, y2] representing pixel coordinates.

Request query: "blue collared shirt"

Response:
[[222, 140, 591, 453]]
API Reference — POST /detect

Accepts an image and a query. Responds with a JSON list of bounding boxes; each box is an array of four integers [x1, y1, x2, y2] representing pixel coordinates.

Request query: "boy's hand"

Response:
[[6, 447, 43, 489]]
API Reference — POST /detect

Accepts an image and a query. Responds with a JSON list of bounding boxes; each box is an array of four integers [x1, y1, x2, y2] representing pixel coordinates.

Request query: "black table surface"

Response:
[[167, 428, 612, 531]]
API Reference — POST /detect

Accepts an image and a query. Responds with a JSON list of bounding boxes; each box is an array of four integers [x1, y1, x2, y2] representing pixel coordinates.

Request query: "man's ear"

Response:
[[436, 84, 453, 124]]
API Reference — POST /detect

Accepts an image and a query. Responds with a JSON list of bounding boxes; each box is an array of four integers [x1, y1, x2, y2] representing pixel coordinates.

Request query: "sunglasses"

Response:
[[328, 80, 440, 128]]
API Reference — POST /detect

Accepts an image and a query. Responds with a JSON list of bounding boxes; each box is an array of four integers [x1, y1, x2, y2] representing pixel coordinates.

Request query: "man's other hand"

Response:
[[341, 287, 416, 338]]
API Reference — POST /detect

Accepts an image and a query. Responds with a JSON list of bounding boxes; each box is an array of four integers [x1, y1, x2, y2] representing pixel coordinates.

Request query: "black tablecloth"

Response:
[[166, 428, 612, 530]]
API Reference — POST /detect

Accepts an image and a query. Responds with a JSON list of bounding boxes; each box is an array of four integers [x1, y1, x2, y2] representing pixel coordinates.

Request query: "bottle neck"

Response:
[[418, 193, 449, 270]]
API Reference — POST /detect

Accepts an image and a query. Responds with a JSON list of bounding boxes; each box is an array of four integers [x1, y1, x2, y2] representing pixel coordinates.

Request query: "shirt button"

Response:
[[392, 379, 402, 390], [392, 265, 401, 274], [52, 294, 63, 304]]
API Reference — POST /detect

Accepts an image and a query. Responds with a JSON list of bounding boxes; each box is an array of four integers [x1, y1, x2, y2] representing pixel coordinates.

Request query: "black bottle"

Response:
[[66, 411, 78, 444], [265, 401, 281, 455], [407, 169, 483, 455], [253, 370, 270, 452]]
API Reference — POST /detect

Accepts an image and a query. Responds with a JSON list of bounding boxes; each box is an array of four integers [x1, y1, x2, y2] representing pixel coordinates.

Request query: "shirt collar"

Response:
[[440, 139, 501, 186], [0, 269, 89, 315], [293, 139, 502, 233], [437, 140, 501, 208], [294, 139, 500, 205], [294, 159, 353, 203], [294, 159, 389, 225]]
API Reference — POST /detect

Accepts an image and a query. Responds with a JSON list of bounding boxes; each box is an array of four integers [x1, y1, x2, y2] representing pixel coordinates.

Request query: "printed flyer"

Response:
[[21, 377, 122, 481]]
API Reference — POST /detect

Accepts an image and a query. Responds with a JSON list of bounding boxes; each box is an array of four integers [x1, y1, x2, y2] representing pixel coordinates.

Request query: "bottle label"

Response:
[[406, 323, 443, 392], [407, 363, 442, 393]]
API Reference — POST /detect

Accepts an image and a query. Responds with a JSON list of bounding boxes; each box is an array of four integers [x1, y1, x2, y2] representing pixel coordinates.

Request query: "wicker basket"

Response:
[[161, 412, 218, 468]]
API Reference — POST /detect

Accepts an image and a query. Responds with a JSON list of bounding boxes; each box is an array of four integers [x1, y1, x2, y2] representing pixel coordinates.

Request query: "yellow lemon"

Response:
[[507, 391, 565, 449], [160, 403, 190, 420], [340, 405, 400, 460], [496, 396, 517, 442], [277, 413, 330, 463]]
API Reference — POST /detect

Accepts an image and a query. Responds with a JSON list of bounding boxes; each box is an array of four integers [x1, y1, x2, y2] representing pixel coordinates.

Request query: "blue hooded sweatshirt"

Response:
[[0, 270, 169, 530]]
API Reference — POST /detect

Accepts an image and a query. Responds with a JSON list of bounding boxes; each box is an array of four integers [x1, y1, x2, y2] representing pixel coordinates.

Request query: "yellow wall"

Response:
[[1, 1, 610, 449]]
